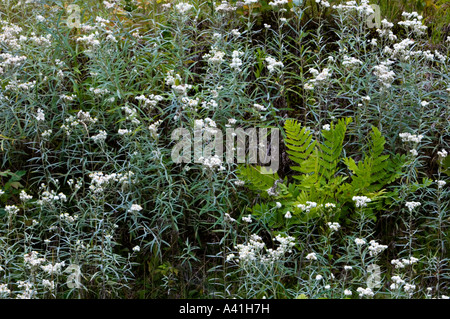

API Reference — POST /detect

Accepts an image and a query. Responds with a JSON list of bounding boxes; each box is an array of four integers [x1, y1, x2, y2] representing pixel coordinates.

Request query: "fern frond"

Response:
[[237, 165, 280, 192], [318, 117, 351, 180], [284, 119, 317, 175]]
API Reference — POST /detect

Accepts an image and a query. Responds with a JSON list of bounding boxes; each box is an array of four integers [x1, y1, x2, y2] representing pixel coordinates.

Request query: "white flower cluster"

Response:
[[242, 214, 252, 223], [356, 287, 374, 298], [175, 2, 194, 15], [91, 130, 108, 143], [5, 205, 19, 215], [269, 0, 289, 7], [376, 19, 397, 41], [306, 67, 332, 89], [60, 212, 78, 223], [215, 1, 236, 12], [405, 201, 421, 212], [76, 31, 101, 47], [234, 234, 266, 263], [342, 55, 363, 69], [373, 60, 395, 89], [398, 12, 427, 36], [352, 196, 371, 208], [0, 284, 11, 296], [19, 190, 33, 201], [262, 235, 295, 263], [437, 149, 447, 158], [327, 222, 341, 232], [203, 47, 226, 66], [42, 279, 55, 291], [36, 187, 67, 206], [332, 0, 374, 17], [128, 204, 143, 214], [387, 38, 415, 61], [148, 119, 163, 139], [315, 0, 330, 8], [391, 256, 419, 269], [354, 238, 366, 245], [368, 240, 388, 256], [122, 105, 140, 125], [436, 180, 446, 189], [40, 261, 66, 275], [306, 252, 317, 260], [60, 94, 76, 102], [296, 201, 336, 212], [166, 70, 192, 96], [399, 132, 424, 143], [198, 155, 225, 172], [252, 103, 267, 112], [0, 22, 23, 50], [296, 201, 317, 212], [22, 32, 52, 47], [135, 94, 164, 109], [231, 234, 295, 265], [61, 111, 98, 135], [5, 79, 36, 91], [265, 56, 284, 73], [194, 118, 219, 135], [16, 281, 35, 299], [24, 251, 46, 268], [230, 50, 244, 72], [0, 53, 27, 74], [390, 275, 405, 290], [88, 171, 136, 194]]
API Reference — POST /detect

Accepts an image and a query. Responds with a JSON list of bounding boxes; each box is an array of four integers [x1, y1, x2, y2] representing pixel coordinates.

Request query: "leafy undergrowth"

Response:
[[0, 0, 448, 299]]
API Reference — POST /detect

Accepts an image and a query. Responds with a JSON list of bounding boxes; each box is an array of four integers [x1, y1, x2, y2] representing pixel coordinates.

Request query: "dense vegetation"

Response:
[[0, 0, 449, 299]]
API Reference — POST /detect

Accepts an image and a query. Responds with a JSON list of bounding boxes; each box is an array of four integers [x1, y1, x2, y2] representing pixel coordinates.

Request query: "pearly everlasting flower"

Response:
[[242, 215, 252, 223], [132, 245, 140, 252], [0, 284, 11, 296], [35, 108, 45, 121], [253, 103, 268, 112], [436, 180, 446, 189], [368, 240, 388, 256], [344, 289, 352, 296], [344, 265, 353, 271], [322, 124, 331, 131], [284, 211, 292, 219], [40, 261, 66, 275], [20, 190, 33, 201], [42, 279, 55, 290], [128, 204, 143, 213], [175, 2, 194, 15], [265, 56, 284, 73], [230, 50, 244, 71], [437, 149, 447, 158], [410, 149, 418, 156], [276, 202, 282, 208], [373, 60, 395, 89], [405, 201, 421, 212], [352, 196, 371, 208], [231, 29, 241, 37], [327, 222, 341, 232], [355, 238, 366, 246], [315, 274, 323, 281], [399, 132, 424, 143], [91, 130, 107, 143], [306, 252, 317, 261], [356, 287, 374, 298], [5, 205, 19, 215], [308, 67, 332, 87], [203, 47, 226, 66]]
